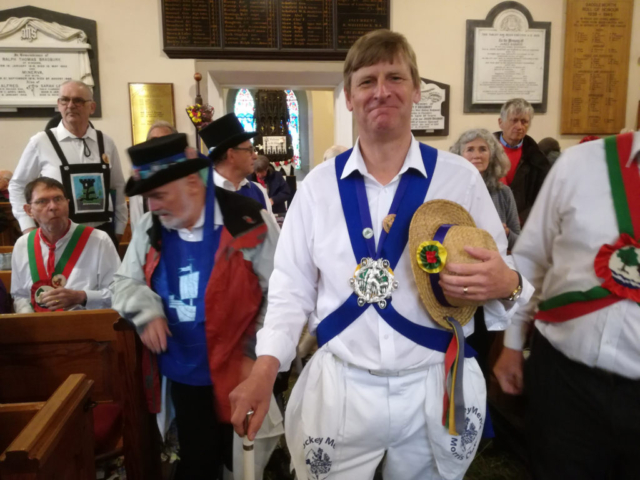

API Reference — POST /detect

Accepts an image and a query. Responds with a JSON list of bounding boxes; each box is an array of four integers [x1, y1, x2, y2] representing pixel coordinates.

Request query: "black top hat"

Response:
[[199, 113, 258, 162], [125, 133, 210, 196]]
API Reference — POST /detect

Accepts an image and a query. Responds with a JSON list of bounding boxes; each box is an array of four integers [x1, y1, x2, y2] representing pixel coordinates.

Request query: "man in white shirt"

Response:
[[9, 80, 127, 244], [494, 131, 640, 479], [229, 30, 532, 480], [11, 177, 120, 313], [199, 113, 272, 214]]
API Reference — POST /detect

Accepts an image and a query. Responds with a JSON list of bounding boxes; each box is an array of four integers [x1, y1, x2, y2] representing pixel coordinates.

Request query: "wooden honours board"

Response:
[[162, 0, 390, 60], [561, 0, 634, 134]]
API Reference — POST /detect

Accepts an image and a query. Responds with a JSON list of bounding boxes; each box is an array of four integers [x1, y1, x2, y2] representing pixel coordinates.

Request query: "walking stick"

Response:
[[243, 410, 255, 480]]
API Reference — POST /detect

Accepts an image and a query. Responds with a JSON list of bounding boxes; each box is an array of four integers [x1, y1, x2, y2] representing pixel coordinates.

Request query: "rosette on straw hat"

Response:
[[409, 199, 497, 329], [408, 199, 498, 436]]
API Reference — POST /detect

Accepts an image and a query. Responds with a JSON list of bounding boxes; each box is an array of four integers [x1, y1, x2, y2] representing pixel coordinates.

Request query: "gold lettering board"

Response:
[[561, 0, 634, 134], [128, 83, 176, 145]]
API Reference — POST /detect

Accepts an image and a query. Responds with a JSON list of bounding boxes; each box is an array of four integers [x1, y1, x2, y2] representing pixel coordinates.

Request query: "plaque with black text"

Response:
[[162, 0, 390, 60]]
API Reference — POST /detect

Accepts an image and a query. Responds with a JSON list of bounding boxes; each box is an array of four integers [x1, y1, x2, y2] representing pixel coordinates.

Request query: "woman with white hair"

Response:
[[451, 128, 520, 250]]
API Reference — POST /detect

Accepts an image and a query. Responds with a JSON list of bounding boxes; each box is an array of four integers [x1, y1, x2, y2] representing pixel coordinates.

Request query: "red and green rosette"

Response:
[[594, 233, 640, 303], [416, 241, 447, 274]]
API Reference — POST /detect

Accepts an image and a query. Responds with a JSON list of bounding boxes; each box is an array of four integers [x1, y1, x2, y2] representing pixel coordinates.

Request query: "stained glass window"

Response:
[[234, 88, 255, 132], [285, 89, 300, 169]]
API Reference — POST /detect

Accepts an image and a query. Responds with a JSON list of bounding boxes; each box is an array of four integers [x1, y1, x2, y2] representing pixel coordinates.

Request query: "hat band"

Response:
[[132, 152, 188, 180], [429, 224, 455, 308]]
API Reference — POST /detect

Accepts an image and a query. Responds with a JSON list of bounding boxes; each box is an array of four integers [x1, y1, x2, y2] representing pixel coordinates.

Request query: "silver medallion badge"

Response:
[[349, 258, 398, 308]]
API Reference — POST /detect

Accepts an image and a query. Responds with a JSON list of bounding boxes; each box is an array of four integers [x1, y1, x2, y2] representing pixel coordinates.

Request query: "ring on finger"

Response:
[[463, 286, 468, 295]]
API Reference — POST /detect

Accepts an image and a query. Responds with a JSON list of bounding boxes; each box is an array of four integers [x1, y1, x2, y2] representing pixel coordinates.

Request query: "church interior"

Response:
[[0, 0, 639, 479]]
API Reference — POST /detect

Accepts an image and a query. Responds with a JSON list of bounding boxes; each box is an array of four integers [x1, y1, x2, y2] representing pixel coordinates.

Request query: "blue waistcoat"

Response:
[[152, 169, 221, 386], [238, 181, 267, 209]]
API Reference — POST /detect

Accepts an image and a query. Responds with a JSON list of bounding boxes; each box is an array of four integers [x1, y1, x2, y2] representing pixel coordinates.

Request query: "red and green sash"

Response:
[[28, 225, 93, 311], [536, 132, 640, 322]]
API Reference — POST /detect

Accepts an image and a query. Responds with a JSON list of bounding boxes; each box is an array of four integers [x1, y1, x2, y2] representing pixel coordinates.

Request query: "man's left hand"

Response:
[[39, 288, 87, 310], [439, 246, 519, 301]]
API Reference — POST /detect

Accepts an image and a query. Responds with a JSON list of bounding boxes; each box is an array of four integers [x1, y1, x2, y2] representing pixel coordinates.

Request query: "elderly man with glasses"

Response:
[[10, 177, 120, 313], [199, 113, 272, 214], [9, 80, 127, 245]]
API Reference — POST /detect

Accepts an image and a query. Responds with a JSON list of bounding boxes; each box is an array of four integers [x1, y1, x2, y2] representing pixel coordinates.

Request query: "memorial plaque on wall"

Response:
[[560, 0, 634, 135], [128, 83, 176, 145], [464, 2, 550, 113], [161, 0, 389, 60], [0, 6, 101, 118], [411, 78, 450, 137]]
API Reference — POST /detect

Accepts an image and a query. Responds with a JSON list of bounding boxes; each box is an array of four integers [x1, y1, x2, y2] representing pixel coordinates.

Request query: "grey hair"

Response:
[[59, 80, 94, 100], [323, 145, 349, 162], [254, 155, 270, 172], [500, 98, 534, 123], [146, 120, 177, 140], [450, 128, 510, 193]]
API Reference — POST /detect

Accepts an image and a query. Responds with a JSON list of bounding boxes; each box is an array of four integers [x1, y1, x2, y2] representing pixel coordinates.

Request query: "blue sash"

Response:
[[238, 181, 267, 209], [316, 144, 475, 359], [152, 167, 221, 386], [316, 144, 493, 438]]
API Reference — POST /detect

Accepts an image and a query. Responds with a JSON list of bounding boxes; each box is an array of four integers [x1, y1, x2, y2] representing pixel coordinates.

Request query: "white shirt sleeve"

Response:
[[84, 232, 121, 309], [106, 141, 128, 235], [255, 182, 318, 371], [9, 136, 40, 232], [504, 160, 565, 350], [11, 239, 34, 313], [129, 196, 144, 235]]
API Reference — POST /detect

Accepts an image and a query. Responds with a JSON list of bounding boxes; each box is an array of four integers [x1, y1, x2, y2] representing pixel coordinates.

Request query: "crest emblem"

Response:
[[305, 447, 332, 480], [595, 234, 640, 302], [349, 257, 398, 308]]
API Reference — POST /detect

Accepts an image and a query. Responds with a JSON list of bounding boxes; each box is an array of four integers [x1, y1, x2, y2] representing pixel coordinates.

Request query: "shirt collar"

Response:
[[55, 121, 97, 142], [340, 135, 427, 182], [213, 169, 249, 191], [499, 134, 523, 149], [40, 220, 76, 249], [625, 131, 640, 167]]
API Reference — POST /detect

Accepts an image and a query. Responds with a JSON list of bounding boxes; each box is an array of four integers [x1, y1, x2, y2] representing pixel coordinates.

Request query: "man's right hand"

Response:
[[230, 355, 280, 441], [140, 317, 171, 354], [493, 346, 525, 395]]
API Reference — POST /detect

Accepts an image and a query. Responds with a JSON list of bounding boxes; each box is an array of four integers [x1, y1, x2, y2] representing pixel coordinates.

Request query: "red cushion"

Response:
[[92, 403, 123, 454]]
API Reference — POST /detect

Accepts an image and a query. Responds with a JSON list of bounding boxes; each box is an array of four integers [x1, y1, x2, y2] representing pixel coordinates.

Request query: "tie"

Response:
[[81, 138, 91, 157], [40, 235, 56, 280]]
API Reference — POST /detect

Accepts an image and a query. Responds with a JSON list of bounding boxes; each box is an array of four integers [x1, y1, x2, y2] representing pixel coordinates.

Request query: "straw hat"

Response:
[[408, 200, 498, 330]]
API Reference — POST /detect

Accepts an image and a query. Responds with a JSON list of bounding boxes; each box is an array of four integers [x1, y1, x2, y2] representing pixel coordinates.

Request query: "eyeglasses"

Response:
[[58, 97, 92, 106], [31, 196, 67, 208], [233, 146, 256, 154]]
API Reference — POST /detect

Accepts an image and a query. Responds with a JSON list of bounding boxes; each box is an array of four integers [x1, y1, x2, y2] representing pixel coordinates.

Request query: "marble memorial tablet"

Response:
[[464, 2, 551, 113]]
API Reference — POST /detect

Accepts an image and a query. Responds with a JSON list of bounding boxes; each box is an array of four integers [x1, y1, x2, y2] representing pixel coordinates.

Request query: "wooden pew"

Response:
[[0, 374, 95, 479], [0, 247, 13, 254], [0, 310, 161, 479]]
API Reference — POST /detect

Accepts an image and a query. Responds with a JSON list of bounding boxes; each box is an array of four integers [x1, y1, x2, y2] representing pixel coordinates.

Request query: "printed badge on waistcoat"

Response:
[[303, 436, 335, 480]]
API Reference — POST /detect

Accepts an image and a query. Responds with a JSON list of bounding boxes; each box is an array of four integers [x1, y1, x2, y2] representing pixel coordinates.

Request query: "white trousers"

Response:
[[285, 348, 486, 480]]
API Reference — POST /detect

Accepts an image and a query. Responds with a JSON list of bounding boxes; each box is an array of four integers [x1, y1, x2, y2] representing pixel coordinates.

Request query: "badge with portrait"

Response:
[[60, 163, 112, 224]]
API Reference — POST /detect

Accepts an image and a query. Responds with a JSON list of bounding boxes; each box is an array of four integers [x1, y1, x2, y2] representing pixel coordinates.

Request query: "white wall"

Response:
[[0, 0, 639, 173]]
